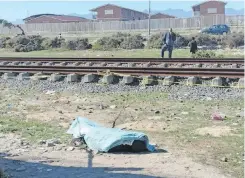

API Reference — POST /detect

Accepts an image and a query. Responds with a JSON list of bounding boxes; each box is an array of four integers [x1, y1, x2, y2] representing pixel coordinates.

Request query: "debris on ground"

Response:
[[45, 90, 56, 95], [66, 146, 75, 151], [67, 117, 155, 153], [221, 157, 228, 162], [39, 139, 61, 147], [211, 112, 227, 121], [109, 105, 117, 109]]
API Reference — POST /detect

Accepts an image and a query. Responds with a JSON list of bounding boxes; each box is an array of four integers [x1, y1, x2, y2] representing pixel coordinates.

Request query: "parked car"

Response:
[[200, 24, 231, 35]]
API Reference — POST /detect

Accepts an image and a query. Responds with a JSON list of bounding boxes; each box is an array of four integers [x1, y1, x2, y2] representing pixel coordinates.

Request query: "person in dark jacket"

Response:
[[161, 28, 176, 58], [189, 37, 198, 54]]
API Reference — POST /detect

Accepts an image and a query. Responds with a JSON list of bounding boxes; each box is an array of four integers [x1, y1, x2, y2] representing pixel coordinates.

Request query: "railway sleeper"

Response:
[[0, 71, 244, 88]]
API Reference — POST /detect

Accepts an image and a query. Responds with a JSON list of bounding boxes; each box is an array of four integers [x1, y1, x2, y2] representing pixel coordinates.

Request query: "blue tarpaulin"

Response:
[[67, 117, 155, 152]]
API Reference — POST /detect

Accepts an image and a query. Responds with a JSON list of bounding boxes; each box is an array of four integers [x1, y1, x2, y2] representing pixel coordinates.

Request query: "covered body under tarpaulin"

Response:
[[67, 117, 155, 152]]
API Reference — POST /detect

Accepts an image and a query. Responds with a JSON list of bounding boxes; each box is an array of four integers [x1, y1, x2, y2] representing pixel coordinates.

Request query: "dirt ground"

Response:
[[0, 87, 244, 178]]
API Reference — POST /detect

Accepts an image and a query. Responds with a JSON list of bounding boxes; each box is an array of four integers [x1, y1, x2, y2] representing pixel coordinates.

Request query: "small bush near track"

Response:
[[64, 38, 92, 50], [93, 37, 121, 50], [147, 33, 163, 49], [41, 37, 66, 49], [192, 50, 224, 58], [120, 34, 145, 49], [93, 32, 145, 50], [147, 33, 192, 49], [175, 33, 192, 48], [0, 32, 243, 52], [147, 32, 244, 49], [221, 32, 244, 48], [11, 35, 45, 52], [0, 37, 11, 48], [195, 34, 219, 46]]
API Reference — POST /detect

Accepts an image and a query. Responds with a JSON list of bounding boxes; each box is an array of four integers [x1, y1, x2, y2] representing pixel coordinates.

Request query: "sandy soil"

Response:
[[0, 133, 231, 178], [0, 88, 243, 178]]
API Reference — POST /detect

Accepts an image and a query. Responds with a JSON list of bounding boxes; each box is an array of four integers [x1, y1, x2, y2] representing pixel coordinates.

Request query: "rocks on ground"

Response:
[[0, 78, 243, 101]]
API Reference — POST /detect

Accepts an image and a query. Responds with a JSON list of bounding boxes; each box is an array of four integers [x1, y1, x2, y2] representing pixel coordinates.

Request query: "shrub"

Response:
[[147, 32, 243, 48], [175, 34, 192, 48], [41, 38, 53, 50], [222, 32, 244, 48], [14, 44, 25, 52], [147, 33, 163, 49], [0, 37, 11, 48], [93, 33, 145, 50], [93, 37, 121, 50], [120, 35, 145, 49], [40, 37, 66, 49], [7, 35, 46, 52], [4, 38, 15, 48], [112, 32, 131, 38], [192, 50, 224, 58], [147, 33, 191, 49], [15, 36, 29, 45], [92, 42, 104, 50], [51, 37, 65, 48], [196, 34, 218, 46], [64, 38, 92, 50]]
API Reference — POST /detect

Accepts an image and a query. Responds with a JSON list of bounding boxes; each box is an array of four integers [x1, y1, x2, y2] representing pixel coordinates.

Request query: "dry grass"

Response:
[[0, 48, 244, 58], [0, 90, 243, 177]]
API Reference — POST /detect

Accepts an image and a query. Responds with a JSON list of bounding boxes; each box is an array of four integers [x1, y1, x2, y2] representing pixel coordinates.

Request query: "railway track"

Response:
[[0, 57, 243, 79], [0, 57, 244, 64], [0, 65, 243, 78]]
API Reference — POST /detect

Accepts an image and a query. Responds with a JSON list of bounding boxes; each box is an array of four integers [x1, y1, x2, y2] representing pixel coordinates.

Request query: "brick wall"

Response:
[[200, 1, 225, 15]]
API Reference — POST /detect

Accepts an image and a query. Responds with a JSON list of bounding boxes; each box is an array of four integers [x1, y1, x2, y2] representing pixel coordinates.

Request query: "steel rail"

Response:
[[0, 65, 244, 71], [0, 65, 243, 78], [0, 57, 243, 64]]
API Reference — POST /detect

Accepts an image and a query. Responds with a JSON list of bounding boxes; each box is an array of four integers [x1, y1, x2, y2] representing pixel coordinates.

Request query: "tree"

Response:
[[0, 19, 25, 35]]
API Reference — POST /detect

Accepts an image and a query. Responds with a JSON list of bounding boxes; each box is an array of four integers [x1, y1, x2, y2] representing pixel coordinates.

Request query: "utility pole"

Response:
[[148, 0, 151, 39]]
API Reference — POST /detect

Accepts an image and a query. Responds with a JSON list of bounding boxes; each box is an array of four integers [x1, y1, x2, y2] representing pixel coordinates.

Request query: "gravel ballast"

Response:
[[0, 78, 243, 100]]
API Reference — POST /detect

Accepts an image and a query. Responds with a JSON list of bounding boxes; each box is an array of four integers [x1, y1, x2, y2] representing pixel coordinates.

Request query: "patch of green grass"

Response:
[[0, 48, 243, 58], [0, 117, 70, 143]]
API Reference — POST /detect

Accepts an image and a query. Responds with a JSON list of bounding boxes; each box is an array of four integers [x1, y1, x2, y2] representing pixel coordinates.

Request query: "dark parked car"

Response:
[[200, 24, 231, 35]]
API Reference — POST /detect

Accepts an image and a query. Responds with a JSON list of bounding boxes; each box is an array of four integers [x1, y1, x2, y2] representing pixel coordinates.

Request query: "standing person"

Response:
[[189, 37, 198, 54], [161, 28, 176, 58]]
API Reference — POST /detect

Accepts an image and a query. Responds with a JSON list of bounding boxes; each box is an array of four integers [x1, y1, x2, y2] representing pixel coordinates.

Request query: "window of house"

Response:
[[105, 10, 113, 15], [207, 8, 217, 13]]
